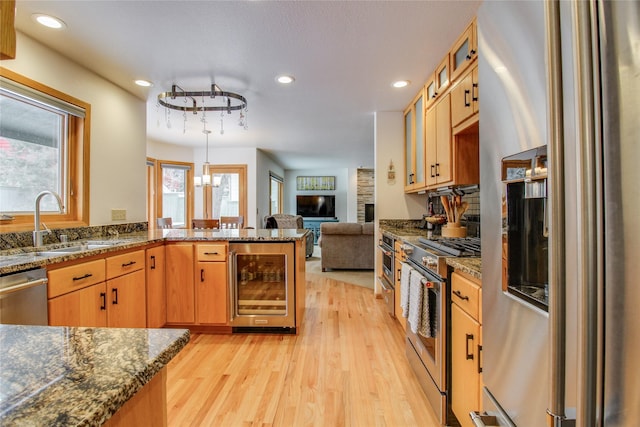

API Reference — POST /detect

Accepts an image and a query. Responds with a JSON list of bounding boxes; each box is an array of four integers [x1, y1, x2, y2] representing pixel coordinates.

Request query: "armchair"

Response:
[[264, 214, 314, 258]]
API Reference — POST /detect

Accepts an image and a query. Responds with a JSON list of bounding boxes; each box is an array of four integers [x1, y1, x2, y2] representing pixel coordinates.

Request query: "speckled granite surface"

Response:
[[0, 325, 189, 426], [446, 257, 482, 280], [0, 228, 309, 275]]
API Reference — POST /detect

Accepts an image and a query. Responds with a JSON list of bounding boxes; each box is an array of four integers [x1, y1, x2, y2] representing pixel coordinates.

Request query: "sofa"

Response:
[[264, 214, 314, 258], [318, 222, 375, 271]]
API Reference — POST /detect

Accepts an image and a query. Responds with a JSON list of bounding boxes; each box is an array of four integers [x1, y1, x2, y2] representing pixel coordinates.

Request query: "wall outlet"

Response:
[[111, 209, 127, 221]]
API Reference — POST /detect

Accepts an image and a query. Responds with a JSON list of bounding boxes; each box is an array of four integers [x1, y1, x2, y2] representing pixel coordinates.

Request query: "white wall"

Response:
[[256, 150, 285, 228], [284, 168, 352, 222], [4, 32, 147, 225]]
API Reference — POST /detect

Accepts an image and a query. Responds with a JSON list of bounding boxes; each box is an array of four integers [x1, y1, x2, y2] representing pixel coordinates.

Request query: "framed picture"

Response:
[[296, 176, 335, 191]]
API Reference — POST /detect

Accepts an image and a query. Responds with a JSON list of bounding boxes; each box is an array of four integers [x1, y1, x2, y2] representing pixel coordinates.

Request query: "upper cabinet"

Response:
[[404, 89, 426, 192], [425, 54, 450, 109], [403, 17, 479, 194], [0, 0, 16, 60], [451, 64, 479, 129], [450, 18, 478, 82]]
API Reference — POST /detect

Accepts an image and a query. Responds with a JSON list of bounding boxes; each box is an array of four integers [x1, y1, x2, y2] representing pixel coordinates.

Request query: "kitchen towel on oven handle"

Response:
[[408, 270, 431, 338]]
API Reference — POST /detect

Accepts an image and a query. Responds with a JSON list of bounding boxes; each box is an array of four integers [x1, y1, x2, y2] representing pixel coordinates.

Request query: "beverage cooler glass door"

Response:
[[229, 242, 296, 328]]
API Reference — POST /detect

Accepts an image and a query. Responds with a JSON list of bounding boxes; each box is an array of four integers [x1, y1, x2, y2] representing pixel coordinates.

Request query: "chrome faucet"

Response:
[[34, 191, 64, 248]]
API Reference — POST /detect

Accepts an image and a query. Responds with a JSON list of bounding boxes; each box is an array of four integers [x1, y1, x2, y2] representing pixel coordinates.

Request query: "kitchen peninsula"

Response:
[[0, 324, 189, 426]]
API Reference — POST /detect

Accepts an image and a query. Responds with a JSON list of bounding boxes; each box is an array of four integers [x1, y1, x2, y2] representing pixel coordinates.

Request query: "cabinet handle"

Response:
[[72, 273, 92, 281], [432, 91, 438, 99], [478, 344, 483, 373], [464, 89, 471, 107], [150, 255, 156, 270], [112, 288, 118, 305], [435, 163, 440, 177], [204, 251, 219, 256], [200, 269, 205, 282], [466, 49, 476, 60], [472, 83, 478, 102], [453, 289, 469, 301], [100, 292, 106, 310], [466, 333, 474, 360], [121, 261, 136, 267], [409, 172, 415, 184], [430, 164, 435, 178]]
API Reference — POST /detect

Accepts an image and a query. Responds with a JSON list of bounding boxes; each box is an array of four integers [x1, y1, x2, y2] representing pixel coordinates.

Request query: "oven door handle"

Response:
[[378, 276, 394, 292]]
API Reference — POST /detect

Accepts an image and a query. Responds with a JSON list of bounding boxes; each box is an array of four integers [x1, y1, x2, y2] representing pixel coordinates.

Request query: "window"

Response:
[[203, 165, 247, 221], [0, 69, 89, 230], [146, 158, 157, 225], [157, 161, 193, 228], [270, 172, 283, 215]]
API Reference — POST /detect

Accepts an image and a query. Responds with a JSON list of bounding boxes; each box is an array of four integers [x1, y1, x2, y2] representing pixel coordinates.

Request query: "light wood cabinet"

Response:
[[165, 243, 195, 324], [0, 0, 16, 60], [195, 243, 228, 325], [450, 18, 477, 82], [48, 250, 146, 328], [404, 89, 426, 192], [425, 54, 450, 109], [451, 64, 479, 128], [451, 272, 482, 427], [393, 240, 406, 331], [425, 93, 452, 187], [48, 282, 107, 327], [146, 245, 166, 328]]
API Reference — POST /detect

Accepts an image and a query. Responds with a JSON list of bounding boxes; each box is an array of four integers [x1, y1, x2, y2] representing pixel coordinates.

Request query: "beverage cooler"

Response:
[[228, 242, 296, 331]]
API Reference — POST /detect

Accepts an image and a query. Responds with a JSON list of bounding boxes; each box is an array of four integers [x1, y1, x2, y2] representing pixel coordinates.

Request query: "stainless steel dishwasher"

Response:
[[0, 268, 48, 325]]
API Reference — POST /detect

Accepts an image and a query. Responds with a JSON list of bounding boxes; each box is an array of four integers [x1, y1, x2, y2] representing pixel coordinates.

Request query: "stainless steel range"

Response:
[[401, 236, 480, 426]]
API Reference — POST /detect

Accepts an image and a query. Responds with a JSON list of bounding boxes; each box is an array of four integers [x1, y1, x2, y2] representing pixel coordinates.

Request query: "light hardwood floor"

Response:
[[166, 272, 440, 426]]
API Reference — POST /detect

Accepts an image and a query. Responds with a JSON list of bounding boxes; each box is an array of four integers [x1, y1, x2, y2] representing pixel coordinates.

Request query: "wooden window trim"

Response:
[[156, 160, 194, 229], [0, 67, 90, 232]]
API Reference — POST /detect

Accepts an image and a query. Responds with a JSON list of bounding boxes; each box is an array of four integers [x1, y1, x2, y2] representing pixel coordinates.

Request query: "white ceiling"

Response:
[[13, 0, 481, 170]]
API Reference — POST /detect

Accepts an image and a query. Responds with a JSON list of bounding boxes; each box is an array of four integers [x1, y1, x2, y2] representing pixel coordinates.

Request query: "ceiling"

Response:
[[13, 0, 481, 170]]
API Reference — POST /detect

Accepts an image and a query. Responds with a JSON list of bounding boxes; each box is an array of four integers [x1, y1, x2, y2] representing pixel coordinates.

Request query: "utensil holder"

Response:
[[441, 224, 467, 238]]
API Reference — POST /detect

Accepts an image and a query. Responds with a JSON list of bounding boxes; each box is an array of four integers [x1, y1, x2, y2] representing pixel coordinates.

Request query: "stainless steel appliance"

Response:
[[0, 268, 48, 325], [502, 146, 549, 310], [377, 233, 395, 315], [228, 242, 296, 332], [402, 236, 481, 425], [476, 1, 639, 425]]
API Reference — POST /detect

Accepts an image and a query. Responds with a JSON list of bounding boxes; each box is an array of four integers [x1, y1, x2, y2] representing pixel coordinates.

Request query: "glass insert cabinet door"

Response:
[[229, 242, 296, 328]]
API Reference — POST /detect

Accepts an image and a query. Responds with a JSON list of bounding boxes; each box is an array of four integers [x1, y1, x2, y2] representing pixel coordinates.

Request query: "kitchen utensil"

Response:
[[441, 196, 452, 222], [456, 201, 469, 221]]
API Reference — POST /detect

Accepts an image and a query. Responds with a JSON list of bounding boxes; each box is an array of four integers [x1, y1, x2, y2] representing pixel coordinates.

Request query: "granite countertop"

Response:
[[0, 324, 189, 426], [446, 257, 482, 280], [0, 228, 309, 275]]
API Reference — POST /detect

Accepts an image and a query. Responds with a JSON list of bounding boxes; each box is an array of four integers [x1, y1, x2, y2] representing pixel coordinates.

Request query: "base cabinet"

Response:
[[165, 243, 195, 324], [195, 244, 228, 325], [49, 281, 107, 327], [450, 272, 482, 427], [146, 245, 166, 328]]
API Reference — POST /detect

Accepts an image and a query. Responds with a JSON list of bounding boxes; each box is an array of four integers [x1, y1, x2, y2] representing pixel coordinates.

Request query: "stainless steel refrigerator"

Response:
[[477, 0, 639, 426]]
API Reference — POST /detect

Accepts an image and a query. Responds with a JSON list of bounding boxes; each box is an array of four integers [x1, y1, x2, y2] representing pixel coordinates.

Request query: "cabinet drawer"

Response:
[[48, 259, 106, 298], [196, 244, 227, 262], [451, 272, 480, 321], [106, 250, 145, 279]]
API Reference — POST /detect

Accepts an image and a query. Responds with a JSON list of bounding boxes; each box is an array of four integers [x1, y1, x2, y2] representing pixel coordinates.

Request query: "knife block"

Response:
[[441, 224, 467, 238]]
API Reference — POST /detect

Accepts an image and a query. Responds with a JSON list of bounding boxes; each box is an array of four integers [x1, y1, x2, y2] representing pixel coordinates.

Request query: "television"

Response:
[[296, 195, 336, 218]]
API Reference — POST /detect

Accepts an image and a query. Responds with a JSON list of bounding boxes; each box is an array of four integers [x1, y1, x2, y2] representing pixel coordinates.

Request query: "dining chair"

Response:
[[156, 217, 173, 229], [220, 216, 244, 229], [192, 219, 219, 229]]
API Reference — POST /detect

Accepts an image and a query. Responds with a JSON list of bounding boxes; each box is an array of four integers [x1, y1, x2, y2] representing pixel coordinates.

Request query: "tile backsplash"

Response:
[[0, 222, 148, 251]]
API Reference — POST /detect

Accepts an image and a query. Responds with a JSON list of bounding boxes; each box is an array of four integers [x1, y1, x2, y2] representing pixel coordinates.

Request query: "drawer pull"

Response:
[[466, 333, 474, 360], [453, 289, 469, 301], [204, 251, 219, 256], [478, 344, 483, 373], [72, 273, 93, 281], [121, 261, 136, 267]]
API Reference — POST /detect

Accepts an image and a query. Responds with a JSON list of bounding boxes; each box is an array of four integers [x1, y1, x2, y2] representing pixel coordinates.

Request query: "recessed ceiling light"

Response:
[[32, 14, 66, 29], [392, 80, 410, 88], [134, 79, 153, 87], [276, 75, 295, 84]]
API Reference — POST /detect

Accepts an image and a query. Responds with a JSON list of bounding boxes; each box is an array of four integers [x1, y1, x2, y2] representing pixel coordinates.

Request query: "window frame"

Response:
[[156, 160, 194, 229], [269, 172, 284, 215], [203, 164, 247, 221], [0, 67, 90, 232]]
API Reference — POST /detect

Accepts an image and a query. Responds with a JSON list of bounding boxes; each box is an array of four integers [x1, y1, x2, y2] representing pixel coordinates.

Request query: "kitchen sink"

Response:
[[37, 243, 113, 257]]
